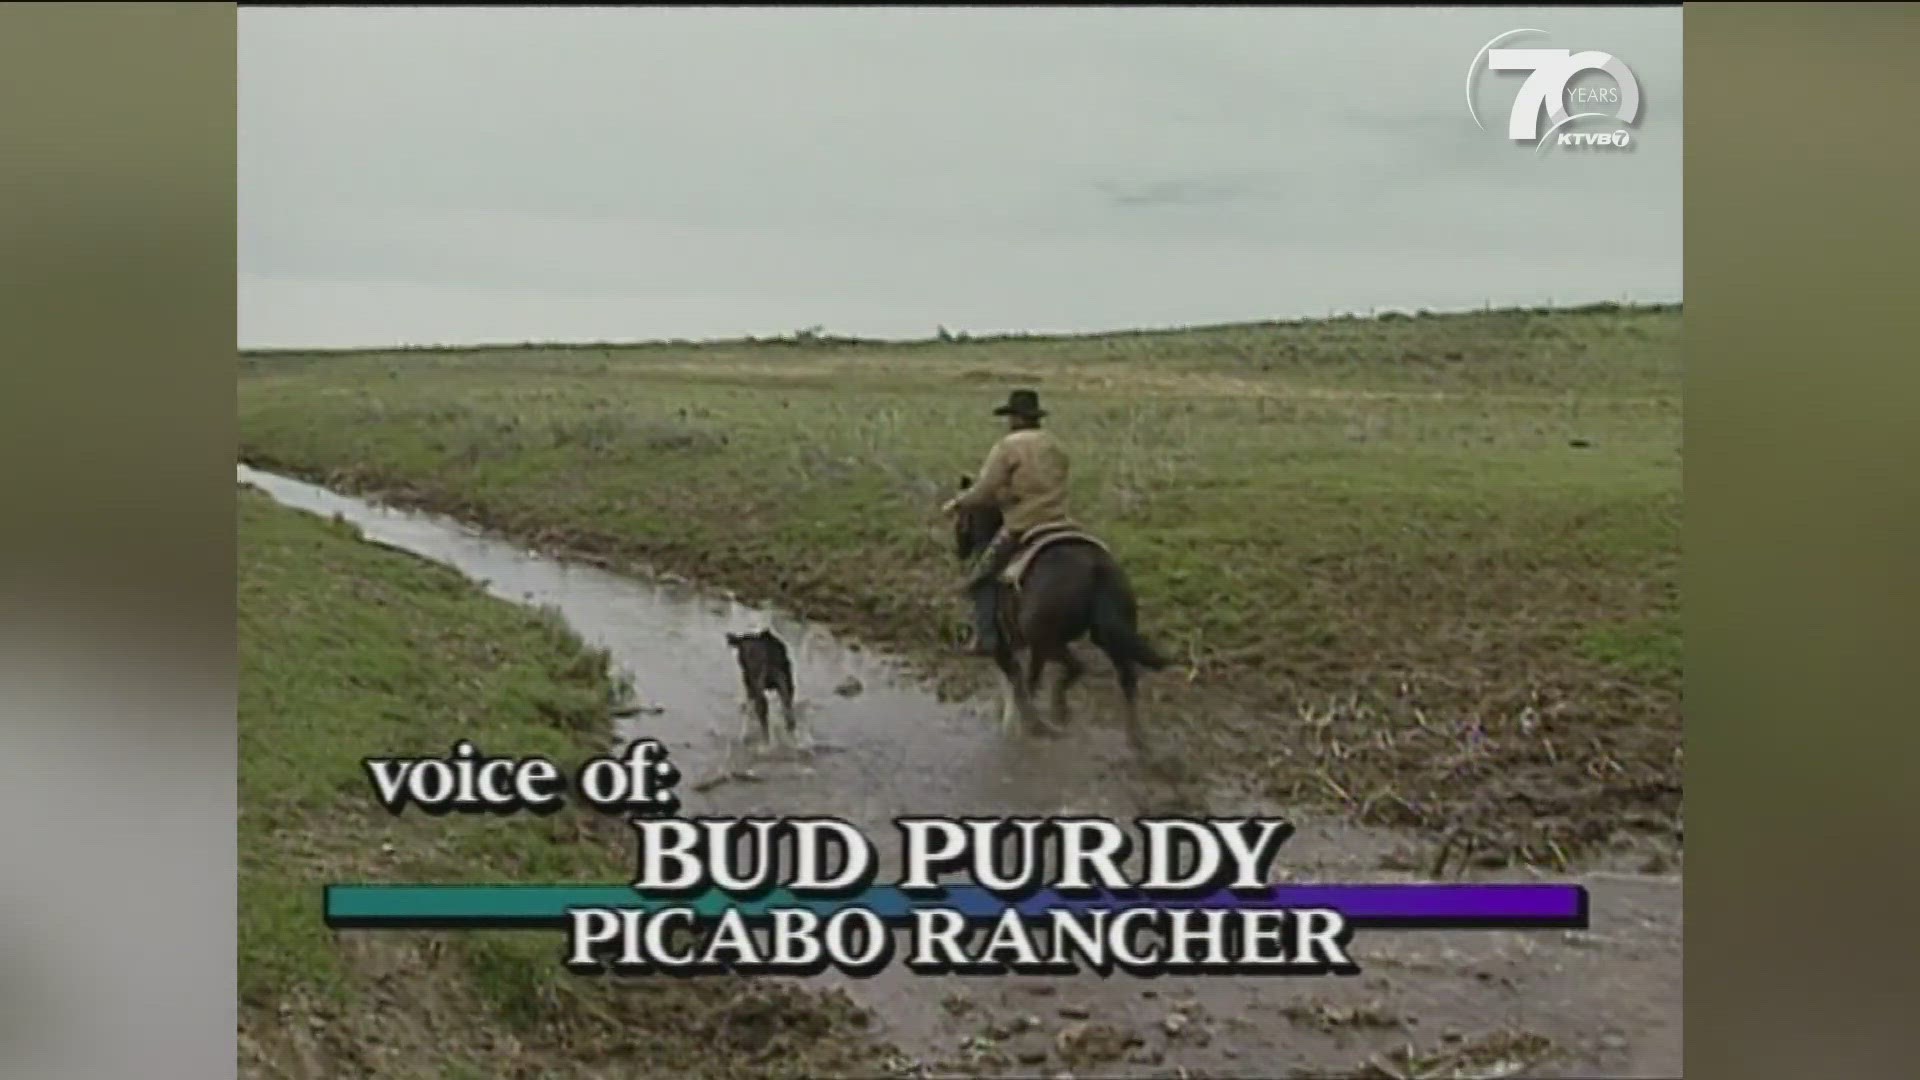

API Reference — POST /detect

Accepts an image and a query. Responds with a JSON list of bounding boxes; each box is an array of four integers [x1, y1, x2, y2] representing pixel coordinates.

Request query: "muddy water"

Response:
[[239, 465, 1681, 1078]]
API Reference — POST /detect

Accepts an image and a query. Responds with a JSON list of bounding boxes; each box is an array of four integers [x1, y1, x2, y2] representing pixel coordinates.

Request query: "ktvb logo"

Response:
[[1467, 29, 1642, 153]]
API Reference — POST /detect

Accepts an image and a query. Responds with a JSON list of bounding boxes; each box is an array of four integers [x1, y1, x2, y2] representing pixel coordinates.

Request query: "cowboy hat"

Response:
[[992, 389, 1047, 419]]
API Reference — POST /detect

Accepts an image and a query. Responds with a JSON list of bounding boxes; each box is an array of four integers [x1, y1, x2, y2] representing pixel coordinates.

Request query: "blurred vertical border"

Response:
[[0, 4, 236, 1079], [0, 3, 1916, 1078], [1687, 3, 1920, 1079]]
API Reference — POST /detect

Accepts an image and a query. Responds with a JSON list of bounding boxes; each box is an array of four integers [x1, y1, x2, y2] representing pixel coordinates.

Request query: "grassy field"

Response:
[[237, 488, 897, 1078], [239, 303, 1683, 865]]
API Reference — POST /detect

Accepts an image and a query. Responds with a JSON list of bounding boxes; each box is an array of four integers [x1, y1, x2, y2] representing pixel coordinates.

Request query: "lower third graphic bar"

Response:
[[323, 883, 1589, 930]]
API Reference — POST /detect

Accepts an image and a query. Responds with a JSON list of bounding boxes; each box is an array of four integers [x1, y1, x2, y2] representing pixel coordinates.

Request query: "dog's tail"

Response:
[[1089, 556, 1170, 671]]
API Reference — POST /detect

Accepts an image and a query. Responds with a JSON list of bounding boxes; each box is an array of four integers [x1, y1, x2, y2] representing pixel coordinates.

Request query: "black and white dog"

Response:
[[725, 628, 802, 746]]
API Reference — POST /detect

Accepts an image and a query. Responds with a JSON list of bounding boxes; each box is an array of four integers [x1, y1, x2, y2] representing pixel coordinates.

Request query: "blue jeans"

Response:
[[963, 530, 1023, 652]]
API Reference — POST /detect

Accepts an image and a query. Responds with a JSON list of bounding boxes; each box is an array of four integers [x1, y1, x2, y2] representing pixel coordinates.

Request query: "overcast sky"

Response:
[[238, 6, 1681, 349]]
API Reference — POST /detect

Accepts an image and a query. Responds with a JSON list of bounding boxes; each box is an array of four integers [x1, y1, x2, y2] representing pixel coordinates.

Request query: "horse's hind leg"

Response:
[[991, 649, 1020, 736], [1046, 646, 1084, 731], [992, 645, 1041, 738], [1090, 591, 1150, 754], [1107, 653, 1148, 754], [1023, 644, 1064, 738]]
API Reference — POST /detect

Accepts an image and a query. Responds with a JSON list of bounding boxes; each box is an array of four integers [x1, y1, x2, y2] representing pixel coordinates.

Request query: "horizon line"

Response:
[[240, 297, 1682, 358]]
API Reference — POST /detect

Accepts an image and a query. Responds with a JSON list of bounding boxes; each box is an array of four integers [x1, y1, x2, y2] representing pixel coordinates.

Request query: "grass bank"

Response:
[[237, 488, 896, 1078], [239, 305, 1683, 865]]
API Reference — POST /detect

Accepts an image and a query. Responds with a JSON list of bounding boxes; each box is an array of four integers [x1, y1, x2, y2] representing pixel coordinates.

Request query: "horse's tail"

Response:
[[1089, 553, 1170, 671]]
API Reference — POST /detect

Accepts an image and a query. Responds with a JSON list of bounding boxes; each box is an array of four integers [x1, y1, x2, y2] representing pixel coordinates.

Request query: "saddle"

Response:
[[1000, 525, 1110, 590]]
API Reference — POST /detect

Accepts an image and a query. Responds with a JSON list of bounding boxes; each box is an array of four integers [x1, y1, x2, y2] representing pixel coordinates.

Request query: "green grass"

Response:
[[237, 489, 894, 1079], [239, 304, 1683, 863], [1579, 613, 1684, 685]]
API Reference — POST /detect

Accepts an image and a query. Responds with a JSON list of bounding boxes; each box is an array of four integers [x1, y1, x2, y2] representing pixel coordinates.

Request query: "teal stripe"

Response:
[[325, 884, 858, 924]]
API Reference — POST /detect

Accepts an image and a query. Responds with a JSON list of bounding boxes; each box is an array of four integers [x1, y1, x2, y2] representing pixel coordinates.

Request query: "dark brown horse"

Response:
[[951, 476, 1169, 749]]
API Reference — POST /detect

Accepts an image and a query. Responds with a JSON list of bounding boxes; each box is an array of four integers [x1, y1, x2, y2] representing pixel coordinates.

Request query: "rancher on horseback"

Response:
[[939, 389, 1076, 656]]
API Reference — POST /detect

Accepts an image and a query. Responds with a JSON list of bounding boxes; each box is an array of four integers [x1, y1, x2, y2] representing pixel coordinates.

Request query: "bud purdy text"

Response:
[[563, 815, 1359, 977]]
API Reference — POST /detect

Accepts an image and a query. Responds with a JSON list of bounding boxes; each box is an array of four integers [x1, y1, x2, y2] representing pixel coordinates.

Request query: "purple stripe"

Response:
[[1019, 884, 1585, 923]]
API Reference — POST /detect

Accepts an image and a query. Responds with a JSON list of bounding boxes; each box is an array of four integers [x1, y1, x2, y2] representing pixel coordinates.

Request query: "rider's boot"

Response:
[[963, 583, 1000, 656]]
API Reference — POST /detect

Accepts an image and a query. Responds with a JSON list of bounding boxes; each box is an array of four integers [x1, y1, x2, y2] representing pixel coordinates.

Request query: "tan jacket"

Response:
[[953, 427, 1076, 536]]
